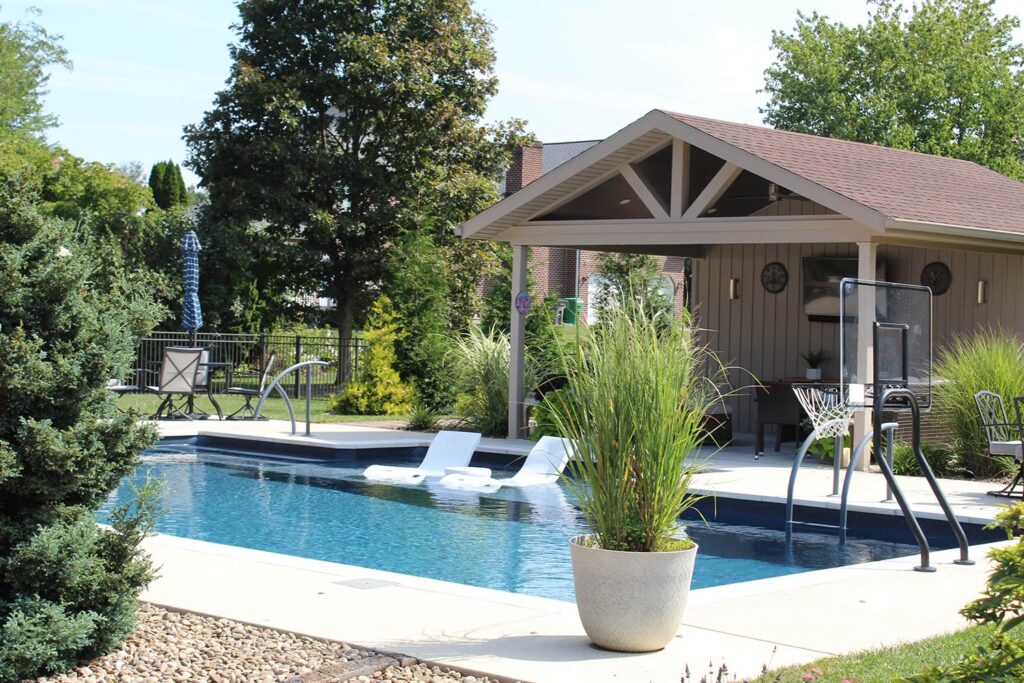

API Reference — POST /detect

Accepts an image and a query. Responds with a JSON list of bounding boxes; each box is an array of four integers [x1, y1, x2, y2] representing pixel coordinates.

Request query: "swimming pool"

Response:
[[101, 440, 922, 602]]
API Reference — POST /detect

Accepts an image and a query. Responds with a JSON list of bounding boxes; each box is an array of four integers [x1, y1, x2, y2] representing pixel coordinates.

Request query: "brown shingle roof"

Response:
[[665, 111, 1024, 235]]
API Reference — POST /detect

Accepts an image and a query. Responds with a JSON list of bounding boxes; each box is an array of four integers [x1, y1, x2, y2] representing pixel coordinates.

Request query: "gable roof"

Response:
[[460, 109, 1024, 244], [541, 140, 601, 172], [667, 112, 1024, 235]]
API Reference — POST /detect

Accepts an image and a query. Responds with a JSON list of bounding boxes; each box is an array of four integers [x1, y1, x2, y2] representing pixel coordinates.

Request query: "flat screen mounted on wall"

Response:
[[803, 257, 886, 322]]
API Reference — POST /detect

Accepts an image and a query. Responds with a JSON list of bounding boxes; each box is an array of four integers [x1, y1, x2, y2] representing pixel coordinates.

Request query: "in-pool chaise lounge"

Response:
[[438, 436, 572, 492], [363, 430, 481, 484]]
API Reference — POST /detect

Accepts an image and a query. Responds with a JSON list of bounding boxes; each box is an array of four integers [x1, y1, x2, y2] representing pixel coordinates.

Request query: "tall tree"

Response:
[[148, 160, 186, 210], [185, 0, 524, 362], [147, 161, 166, 208], [762, 0, 1024, 178], [0, 10, 69, 138]]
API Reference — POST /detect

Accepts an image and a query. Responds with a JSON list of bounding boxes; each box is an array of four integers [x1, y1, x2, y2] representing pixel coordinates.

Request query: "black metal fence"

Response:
[[135, 331, 367, 399]]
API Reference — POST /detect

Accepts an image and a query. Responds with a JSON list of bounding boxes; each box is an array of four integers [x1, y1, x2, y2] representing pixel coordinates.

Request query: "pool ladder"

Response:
[[252, 360, 329, 436], [785, 389, 973, 572]]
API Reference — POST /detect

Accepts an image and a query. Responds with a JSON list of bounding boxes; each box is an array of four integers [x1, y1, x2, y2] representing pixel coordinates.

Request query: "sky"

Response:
[[4, 0, 1024, 186]]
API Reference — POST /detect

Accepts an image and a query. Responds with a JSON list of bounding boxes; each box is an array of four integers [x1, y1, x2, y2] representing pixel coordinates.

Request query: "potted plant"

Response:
[[801, 350, 828, 381], [543, 305, 722, 652]]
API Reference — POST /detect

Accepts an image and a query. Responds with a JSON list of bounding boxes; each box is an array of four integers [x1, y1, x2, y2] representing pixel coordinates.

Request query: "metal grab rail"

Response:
[[872, 388, 973, 572], [785, 418, 850, 540], [838, 422, 898, 544], [252, 360, 329, 436], [784, 420, 903, 544]]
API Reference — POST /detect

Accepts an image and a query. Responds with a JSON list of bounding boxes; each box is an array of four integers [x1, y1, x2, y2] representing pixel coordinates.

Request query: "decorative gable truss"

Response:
[[459, 110, 883, 251]]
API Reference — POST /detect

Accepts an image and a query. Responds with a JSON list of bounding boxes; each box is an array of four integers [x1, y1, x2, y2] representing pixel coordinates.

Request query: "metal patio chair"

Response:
[[224, 350, 277, 419], [145, 346, 204, 420], [974, 390, 1024, 498]]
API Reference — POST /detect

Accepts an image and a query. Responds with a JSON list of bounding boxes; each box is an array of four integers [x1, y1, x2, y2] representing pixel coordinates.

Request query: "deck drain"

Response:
[[332, 577, 401, 590]]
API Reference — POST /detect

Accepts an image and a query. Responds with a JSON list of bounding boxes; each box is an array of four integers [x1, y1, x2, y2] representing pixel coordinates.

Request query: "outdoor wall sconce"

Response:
[[977, 280, 988, 304], [729, 278, 740, 301]]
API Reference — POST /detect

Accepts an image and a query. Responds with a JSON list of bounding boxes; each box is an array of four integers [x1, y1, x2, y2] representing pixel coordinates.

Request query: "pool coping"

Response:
[[140, 531, 1006, 683]]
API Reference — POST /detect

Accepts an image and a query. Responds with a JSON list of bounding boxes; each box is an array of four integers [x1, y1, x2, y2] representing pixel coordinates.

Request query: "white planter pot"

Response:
[[569, 535, 697, 652], [805, 368, 822, 381]]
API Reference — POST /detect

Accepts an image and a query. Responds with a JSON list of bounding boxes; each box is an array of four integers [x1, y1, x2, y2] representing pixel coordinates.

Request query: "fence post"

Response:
[[294, 335, 302, 398], [351, 340, 359, 383], [259, 331, 267, 382]]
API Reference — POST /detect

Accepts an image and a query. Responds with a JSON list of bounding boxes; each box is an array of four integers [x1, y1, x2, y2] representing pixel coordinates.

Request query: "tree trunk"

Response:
[[335, 290, 355, 386]]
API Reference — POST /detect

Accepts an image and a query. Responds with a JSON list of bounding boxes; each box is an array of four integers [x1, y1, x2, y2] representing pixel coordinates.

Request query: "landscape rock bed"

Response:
[[30, 604, 509, 683]]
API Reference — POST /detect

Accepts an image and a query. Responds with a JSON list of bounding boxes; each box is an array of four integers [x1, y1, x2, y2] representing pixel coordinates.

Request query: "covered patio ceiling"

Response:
[[456, 109, 1024, 438]]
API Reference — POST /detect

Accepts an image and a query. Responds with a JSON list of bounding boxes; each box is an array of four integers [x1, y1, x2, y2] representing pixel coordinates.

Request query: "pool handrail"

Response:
[[872, 387, 974, 571], [838, 422, 898, 543], [252, 360, 329, 435]]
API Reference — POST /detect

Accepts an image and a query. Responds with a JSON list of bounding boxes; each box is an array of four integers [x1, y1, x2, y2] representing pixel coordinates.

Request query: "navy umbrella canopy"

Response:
[[180, 230, 203, 333]]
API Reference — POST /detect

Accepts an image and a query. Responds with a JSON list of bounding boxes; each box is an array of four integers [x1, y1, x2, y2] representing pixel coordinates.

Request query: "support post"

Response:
[[508, 245, 529, 439], [852, 241, 878, 471]]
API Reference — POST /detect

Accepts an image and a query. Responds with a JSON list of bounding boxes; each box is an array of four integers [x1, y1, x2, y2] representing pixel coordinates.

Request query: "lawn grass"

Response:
[[115, 393, 401, 424], [756, 624, 994, 682]]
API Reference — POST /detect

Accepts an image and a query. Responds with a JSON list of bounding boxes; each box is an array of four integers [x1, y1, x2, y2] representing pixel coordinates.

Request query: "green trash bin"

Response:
[[560, 297, 583, 325]]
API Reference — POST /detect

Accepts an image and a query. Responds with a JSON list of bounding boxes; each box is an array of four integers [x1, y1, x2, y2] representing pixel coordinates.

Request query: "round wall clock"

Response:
[[761, 262, 788, 294], [920, 261, 952, 295]]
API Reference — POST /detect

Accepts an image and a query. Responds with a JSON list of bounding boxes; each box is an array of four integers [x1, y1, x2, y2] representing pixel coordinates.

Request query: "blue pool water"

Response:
[[101, 441, 920, 602]]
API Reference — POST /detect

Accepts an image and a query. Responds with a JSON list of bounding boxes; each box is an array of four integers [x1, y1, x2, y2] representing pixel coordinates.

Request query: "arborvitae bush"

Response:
[[330, 294, 414, 415], [0, 177, 162, 681]]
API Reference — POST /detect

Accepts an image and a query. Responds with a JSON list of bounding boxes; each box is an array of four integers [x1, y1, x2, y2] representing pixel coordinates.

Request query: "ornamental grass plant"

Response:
[[451, 326, 513, 437], [543, 303, 723, 553], [933, 330, 1024, 479]]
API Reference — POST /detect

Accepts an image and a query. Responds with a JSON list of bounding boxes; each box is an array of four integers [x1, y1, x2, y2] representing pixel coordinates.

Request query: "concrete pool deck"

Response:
[[144, 419, 1015, 681]]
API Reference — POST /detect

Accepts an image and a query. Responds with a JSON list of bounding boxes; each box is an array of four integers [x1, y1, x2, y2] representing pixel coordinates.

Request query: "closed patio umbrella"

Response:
[[180, 230, 203, 335], [180, 229, 204, 416]]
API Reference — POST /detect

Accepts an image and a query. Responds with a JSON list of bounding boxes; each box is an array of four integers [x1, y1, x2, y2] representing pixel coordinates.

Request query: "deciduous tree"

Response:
[[762, 0, 1024, 178], [185, 0, 525, 369]]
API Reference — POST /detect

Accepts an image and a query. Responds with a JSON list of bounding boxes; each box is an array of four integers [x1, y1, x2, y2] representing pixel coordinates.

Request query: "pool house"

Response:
[[457, 109, 1024, 451]]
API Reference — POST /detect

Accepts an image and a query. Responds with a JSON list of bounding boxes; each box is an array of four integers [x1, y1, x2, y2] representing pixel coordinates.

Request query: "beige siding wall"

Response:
[[694, 243, 1024, 434]]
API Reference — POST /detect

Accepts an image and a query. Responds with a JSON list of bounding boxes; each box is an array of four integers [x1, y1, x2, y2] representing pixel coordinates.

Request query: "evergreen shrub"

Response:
[[0, 178, 161, 680], [329, 295, 414, 415]]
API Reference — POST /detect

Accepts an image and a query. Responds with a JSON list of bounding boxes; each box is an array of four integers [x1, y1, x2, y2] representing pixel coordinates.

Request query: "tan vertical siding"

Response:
[[693, 243, 1024, 434]]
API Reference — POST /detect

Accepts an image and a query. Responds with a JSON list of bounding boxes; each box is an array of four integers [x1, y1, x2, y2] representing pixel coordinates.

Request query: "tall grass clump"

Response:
[[543, 305, 722, 552], [934, 330, 1024, 479], [451, 326, 512, 437]]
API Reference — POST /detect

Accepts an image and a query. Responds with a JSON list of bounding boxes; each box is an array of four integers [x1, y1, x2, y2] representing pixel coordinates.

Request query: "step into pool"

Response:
[[102, 440, 929, 602]]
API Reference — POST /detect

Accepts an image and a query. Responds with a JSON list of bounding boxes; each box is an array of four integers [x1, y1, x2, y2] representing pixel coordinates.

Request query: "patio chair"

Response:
[[754, 382, 803, 457], [438, 436, 572, 492], [224, 350, 278, 419], [107, 368, 149, 413], [974, 390, 1024, 498], [145, 346, 204, 420], [363, 430, 481, 484], [184, 348, 223, 420]]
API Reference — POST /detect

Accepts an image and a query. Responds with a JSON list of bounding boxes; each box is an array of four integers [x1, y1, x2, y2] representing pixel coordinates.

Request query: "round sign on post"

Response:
[[515, 290, 531, 315]]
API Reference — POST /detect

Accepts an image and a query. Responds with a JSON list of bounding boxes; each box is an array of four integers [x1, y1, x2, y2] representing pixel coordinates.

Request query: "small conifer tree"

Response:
[[0, 178, 162, 680], [330, 294, 414, 415]]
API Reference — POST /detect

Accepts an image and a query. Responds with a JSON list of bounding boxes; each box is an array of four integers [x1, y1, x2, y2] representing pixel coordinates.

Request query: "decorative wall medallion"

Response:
[[761, 262, 788, 294], [515, 290, 531, 314], [920, 261, 952, 295]]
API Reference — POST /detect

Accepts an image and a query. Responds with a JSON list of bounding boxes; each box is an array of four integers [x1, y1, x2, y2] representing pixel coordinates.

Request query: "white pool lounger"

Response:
[[362, 430, 481, 484], [438, 436, 572, 492]]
